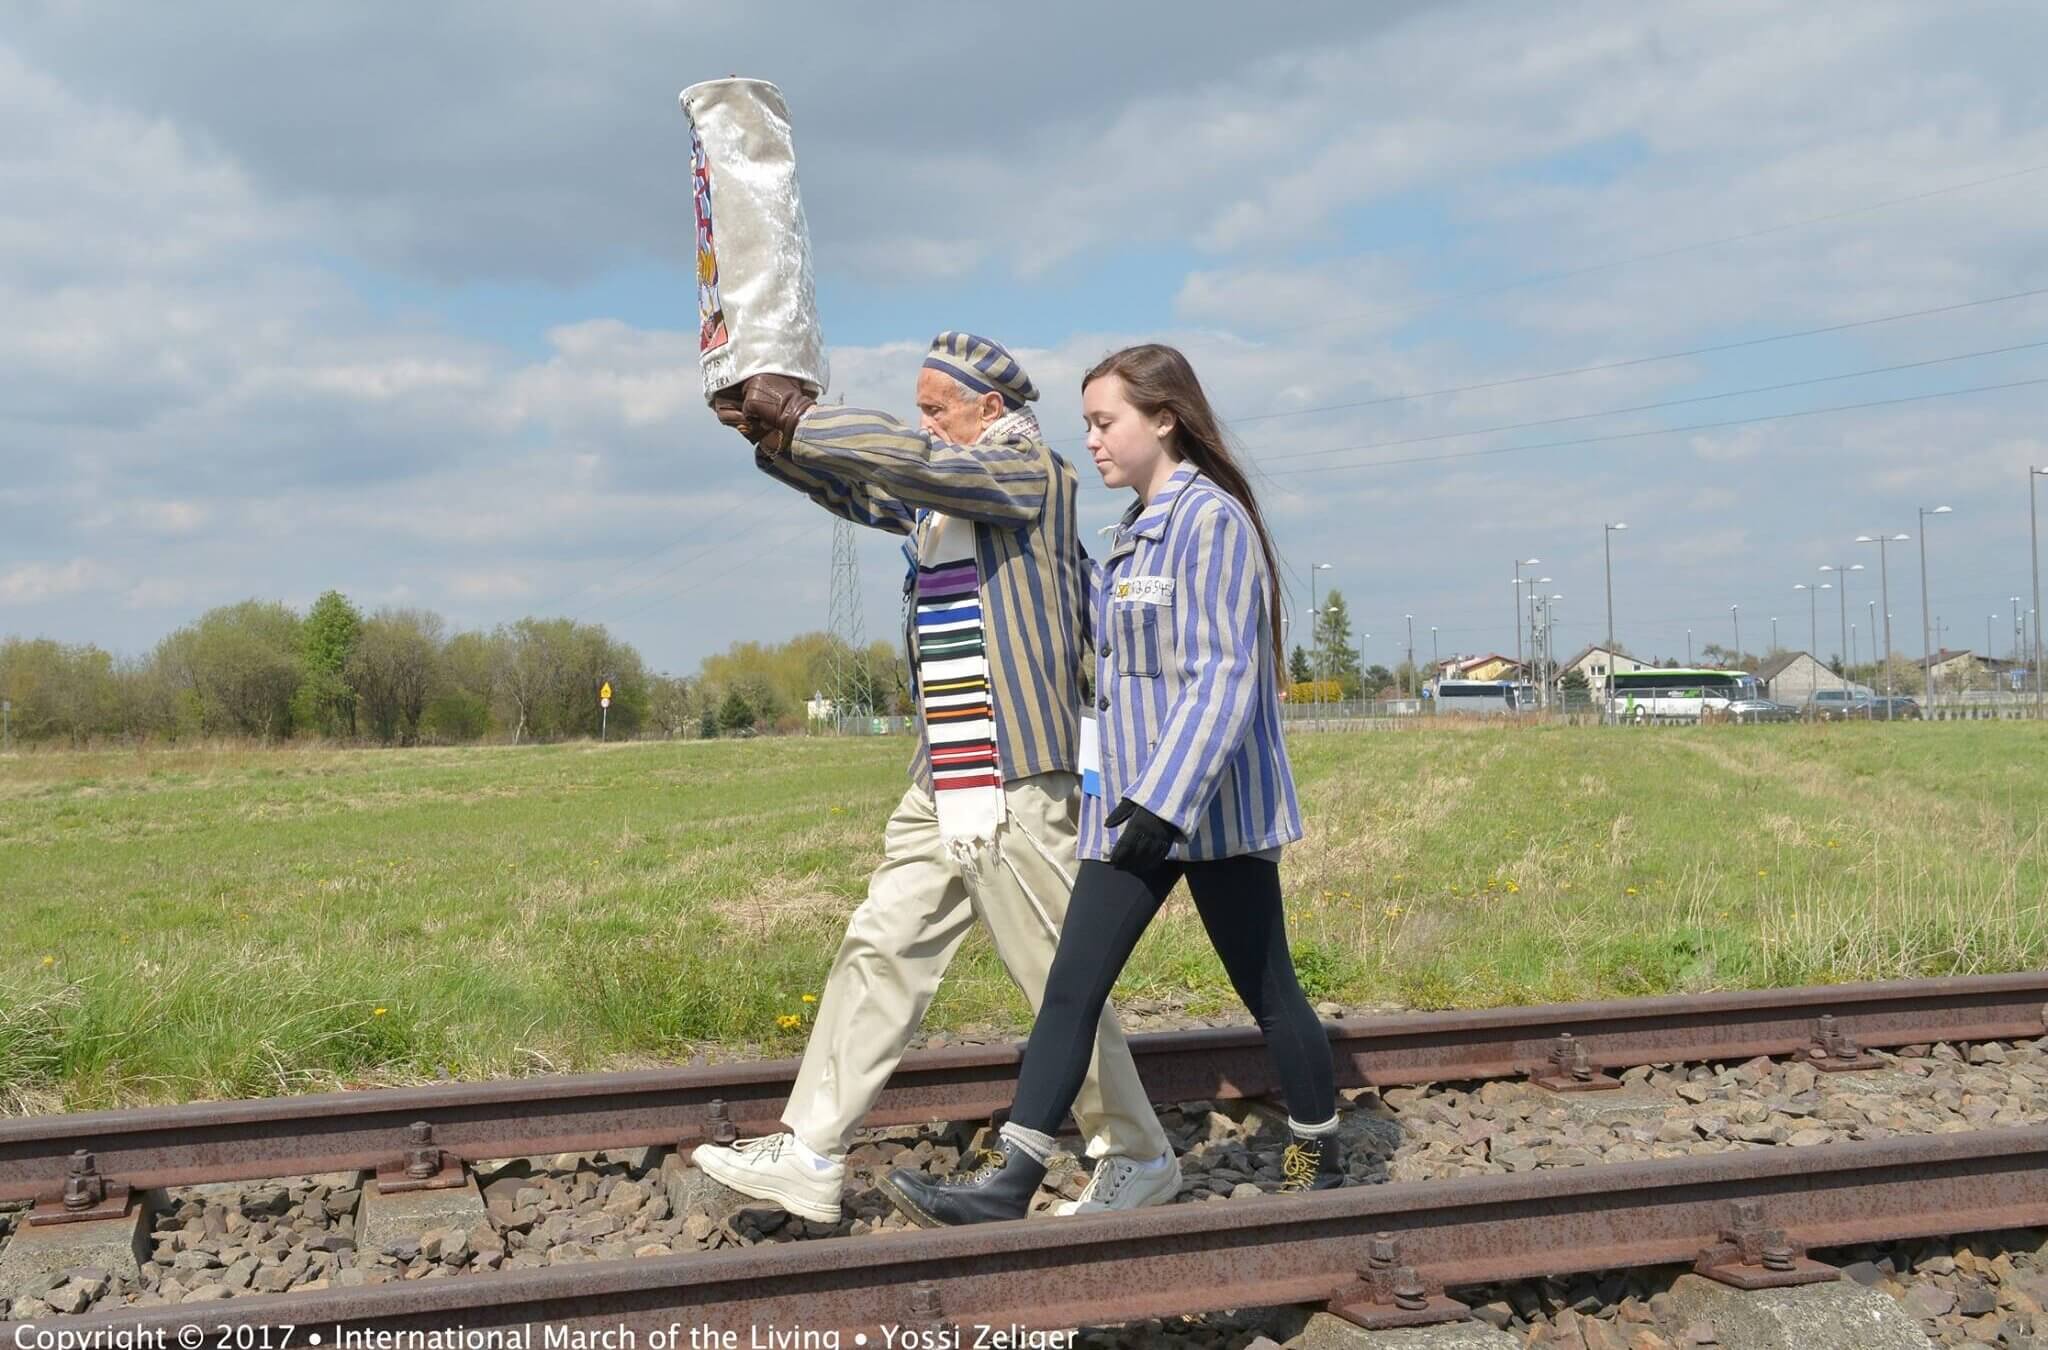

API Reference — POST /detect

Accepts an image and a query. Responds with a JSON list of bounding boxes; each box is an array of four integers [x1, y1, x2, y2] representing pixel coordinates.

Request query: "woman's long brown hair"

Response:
[[1084, 344, 1287, 675]]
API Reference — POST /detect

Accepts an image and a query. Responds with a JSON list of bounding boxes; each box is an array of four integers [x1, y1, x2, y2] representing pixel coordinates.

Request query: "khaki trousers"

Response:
[[782, 771, 1170, 1161]]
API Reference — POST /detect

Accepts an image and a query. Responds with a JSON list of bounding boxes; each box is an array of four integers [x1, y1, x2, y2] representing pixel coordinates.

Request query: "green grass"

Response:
[[2, 723, 2044, 1110]]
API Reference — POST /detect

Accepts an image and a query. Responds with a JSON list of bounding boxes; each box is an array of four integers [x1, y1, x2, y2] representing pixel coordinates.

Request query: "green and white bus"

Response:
[[1608, 668, 1759, 723]]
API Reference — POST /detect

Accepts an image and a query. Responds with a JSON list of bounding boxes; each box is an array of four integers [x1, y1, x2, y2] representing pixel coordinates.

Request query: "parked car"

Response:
[[1865, 695, 1923, 720], [1807, 689, 1874, 721], [1727, 697, 1801, 723]]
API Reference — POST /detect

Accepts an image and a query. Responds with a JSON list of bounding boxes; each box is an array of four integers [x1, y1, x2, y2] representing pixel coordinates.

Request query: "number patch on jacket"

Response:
[[1113, 575, 1175, 605]]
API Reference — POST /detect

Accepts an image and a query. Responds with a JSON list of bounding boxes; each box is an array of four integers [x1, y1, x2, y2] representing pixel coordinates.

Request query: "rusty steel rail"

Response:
[[3, 971, 2043, 1204], [33, 1124, 2048, 1339]]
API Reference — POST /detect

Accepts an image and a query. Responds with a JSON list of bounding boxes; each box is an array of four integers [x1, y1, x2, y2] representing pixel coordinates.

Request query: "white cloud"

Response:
[[0, 559, 113, 605], [4, 4, 2047, 673]]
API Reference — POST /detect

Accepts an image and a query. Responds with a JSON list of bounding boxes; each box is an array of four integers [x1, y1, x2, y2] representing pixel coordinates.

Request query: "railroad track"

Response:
[[35, 1128, 2048, 1340], [5, 972, 2043, 1205], [8, 972, 2048, 1339]]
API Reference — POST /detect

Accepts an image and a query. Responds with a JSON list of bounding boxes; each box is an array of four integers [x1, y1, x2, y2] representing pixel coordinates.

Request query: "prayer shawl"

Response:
[[914, 407, 1043, 853]]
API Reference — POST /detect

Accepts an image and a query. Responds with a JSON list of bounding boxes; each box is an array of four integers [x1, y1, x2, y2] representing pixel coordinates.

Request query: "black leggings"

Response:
[[1010, 855, 1337, 1139]]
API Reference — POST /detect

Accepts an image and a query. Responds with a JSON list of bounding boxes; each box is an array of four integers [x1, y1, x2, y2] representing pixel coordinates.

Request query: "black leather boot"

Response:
[[880, 1137, 1048, 1227], [1278, 1131, 1345, 1192]]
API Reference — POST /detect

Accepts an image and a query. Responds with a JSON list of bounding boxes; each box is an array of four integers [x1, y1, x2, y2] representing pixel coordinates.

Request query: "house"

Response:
[[1555, 643, 1650, 693], [1918, 649, 2004, 692], [1434, 654, 1524, 685], [1753, 652, 1849, 703]]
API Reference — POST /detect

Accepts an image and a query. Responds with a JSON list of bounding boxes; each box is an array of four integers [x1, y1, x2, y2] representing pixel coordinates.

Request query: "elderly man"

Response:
[[692, 333, 1178, 1223]]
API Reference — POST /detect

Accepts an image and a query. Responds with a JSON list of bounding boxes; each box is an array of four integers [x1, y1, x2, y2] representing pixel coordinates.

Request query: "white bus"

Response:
[[1432, 680, 1533, 715], [1609, 668, 1759, 724]]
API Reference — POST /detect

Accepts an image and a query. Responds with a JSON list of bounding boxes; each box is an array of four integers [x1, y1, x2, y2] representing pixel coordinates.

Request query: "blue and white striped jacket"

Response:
[[753, 405, 1089, 790], [1079, 463, 1303, 862]]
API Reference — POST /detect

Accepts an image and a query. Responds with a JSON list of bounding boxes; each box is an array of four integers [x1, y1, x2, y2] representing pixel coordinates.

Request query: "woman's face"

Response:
[[1082, 373, 1176, 491]]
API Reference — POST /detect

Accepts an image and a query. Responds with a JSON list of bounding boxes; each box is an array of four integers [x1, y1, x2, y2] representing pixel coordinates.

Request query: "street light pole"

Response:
[[1771, 616, 1779, 655], [2032, 467, 2046, 707], [1855, 533, 1909, 719], [1794, 583, 1829, 658], [1540, 598, 1556, 712], [1917, 506, 1952, 708], [1731, 604, 1740, 665], [1820, 563, 1863, 671], [1604, 523, 1626, 649], [1513, 558, 1539, 675], [1404, 614, 1415, 697], [1687, 629, 1693, 665], [1310, 562, 1332, 707]]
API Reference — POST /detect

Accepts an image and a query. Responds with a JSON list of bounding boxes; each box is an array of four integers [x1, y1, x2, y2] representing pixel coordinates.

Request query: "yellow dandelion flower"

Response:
[[1506, 882, 1521, 894], [1826, 839, 1840, 849], [1340, 891, 1352, 899], [1757, 870, 1768, 878], [40, 955, 55, 967], [1383, 905, 1404, 920], [372, 1007, 388, 1017], [1625, 887, 1639, 897], [801, 994, 817, 1004], [776, 1014, 802, 1031]]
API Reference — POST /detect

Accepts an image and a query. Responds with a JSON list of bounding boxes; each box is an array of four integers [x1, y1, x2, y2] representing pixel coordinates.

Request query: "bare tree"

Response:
[[347, 609, 445, 745]]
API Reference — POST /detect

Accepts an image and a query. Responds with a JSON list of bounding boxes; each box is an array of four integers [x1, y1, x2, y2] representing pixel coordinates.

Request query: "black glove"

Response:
[[711, 373, 814, 454], [1106, 797, 1180, 873]]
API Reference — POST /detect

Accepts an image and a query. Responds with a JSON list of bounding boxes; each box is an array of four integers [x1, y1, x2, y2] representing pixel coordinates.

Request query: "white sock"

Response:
[[998, 1122, 1056, 1165], [1288, 1113, 1340, 1138], [792, 1136, 844, 1171], [1127, 1150, 1173, 1170]]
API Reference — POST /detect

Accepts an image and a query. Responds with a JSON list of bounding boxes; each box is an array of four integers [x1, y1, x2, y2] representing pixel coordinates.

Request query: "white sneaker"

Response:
[[692, 1134, 844, 1224], [1053, 1151, 1182, 1216]]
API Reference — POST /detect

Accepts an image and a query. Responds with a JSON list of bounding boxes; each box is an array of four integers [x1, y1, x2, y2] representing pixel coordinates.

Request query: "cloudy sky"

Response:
[[4, 1, 2046, 676]]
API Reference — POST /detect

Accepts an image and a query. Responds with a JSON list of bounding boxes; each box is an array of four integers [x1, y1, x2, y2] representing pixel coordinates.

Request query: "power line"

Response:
[[525, 474, 778, 620], [604, 506, 818, 628], [1268, 375, 2048, 478], [575, 487, 795, 625], [1177, 159, 2048, 357], [1224, 285, 2048, 428], [1255, 338, 2048, 466]]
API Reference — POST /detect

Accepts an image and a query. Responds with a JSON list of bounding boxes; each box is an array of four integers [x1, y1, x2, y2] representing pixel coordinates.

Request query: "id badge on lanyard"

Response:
[[1079, 714, 1103, 797]]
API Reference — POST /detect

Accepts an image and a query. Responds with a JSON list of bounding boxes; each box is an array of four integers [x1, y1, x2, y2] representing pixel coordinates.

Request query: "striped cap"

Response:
[[922, 331, 1039, 407]]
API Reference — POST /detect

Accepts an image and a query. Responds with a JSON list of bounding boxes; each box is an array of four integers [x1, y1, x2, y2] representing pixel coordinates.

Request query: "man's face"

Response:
[[915, 368, 1001, 443]]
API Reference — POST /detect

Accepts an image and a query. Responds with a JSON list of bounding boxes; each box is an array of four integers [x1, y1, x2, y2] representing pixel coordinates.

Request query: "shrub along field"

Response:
[[2, 721, 2044, 1111]]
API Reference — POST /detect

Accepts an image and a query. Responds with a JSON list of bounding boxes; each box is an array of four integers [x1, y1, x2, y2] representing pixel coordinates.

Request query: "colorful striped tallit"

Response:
[[915, 513, 1003, 849]]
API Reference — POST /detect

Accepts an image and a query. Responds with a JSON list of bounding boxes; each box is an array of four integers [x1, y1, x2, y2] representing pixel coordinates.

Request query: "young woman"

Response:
[[880, 343, 1343, 1227]]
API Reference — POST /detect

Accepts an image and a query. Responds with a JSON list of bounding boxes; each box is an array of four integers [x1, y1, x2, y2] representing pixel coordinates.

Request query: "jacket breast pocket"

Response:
[[1112, 604, 1163, 678]]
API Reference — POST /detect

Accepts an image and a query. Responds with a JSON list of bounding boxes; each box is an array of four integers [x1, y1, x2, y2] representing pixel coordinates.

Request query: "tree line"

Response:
[[0, 592, 906, 748]]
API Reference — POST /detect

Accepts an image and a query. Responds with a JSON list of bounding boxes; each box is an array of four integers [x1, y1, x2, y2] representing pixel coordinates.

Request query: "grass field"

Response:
[[3, 722, 2044, 1112]]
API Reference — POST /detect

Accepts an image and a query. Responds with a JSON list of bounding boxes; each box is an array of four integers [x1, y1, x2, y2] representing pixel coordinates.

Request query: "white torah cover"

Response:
[[680, 77, 829, 402]]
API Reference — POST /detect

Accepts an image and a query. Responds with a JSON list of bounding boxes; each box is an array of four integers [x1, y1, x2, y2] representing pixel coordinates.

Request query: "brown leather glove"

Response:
[[714, 373, 814, 455]]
